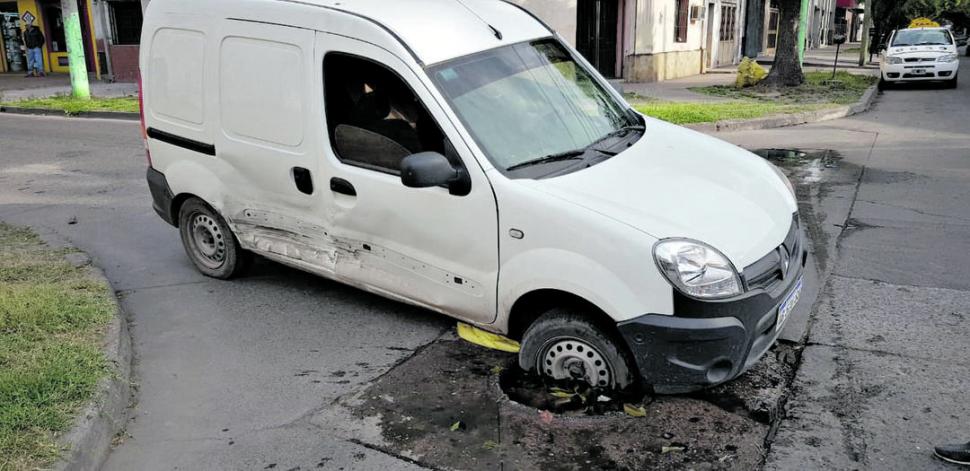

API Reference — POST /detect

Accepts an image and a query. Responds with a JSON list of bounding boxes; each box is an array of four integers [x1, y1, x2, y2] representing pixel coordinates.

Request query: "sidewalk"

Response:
[[761, 42, 881, 71], [0, 73, 137, 101], [622, 72, 735, 102]]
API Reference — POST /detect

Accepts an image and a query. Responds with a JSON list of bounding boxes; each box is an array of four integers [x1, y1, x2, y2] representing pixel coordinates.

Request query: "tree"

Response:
[[763, 0, 805, 87]]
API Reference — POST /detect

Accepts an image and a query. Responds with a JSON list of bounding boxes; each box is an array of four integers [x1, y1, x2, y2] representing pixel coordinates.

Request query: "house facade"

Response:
[[515, 0, 747, 82], [0, 0, 142, 81]]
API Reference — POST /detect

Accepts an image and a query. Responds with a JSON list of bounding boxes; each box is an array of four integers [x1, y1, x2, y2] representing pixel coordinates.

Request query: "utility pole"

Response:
[[859, 0, 874, 66], [797, 0, 810, 64], [61, 0, 90, 99]]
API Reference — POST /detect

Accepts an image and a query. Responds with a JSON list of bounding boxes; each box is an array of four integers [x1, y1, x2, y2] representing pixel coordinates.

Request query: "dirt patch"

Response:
[[321, 336, 798, 470]]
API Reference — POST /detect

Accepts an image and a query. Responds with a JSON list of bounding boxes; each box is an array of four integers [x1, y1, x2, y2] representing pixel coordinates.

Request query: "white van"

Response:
[[141, 0, 804, 393]]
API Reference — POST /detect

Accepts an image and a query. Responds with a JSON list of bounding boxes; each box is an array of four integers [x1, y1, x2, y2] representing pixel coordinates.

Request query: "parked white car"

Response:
[[881, 27, 960, 89], [141, 0, 804, 393]]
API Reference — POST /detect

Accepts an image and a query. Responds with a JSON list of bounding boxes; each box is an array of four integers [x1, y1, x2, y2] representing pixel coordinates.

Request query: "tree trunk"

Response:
[[763, 0, 805, 87]]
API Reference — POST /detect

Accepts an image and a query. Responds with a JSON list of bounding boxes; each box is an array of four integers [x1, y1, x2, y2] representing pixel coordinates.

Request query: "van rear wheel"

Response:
[[518, 309, 637, 391], [178, 198, 251, 279]]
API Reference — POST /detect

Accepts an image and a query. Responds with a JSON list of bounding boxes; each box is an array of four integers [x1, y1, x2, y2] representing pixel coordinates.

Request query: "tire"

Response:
[[518, 308, 637, 391], [878, 77, 890, 91], [178, 197, 252, 279]]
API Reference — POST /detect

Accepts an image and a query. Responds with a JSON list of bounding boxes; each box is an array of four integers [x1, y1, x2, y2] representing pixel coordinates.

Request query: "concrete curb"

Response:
[[52, 254, 133, 471], [0, 106, 139, 121], [686, 84, 878, 134]]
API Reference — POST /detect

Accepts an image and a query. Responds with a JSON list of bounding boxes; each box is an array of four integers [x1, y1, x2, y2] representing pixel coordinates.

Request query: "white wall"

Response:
[[512, 0, 577, 46]]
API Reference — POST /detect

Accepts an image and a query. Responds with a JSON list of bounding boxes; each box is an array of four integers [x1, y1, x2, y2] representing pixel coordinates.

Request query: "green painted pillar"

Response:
[[797, 0, 811, 64], [61, 0, 90, 99]]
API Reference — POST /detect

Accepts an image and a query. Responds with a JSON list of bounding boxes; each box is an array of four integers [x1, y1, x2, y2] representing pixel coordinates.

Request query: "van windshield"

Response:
[[428, 39, 640, 176]]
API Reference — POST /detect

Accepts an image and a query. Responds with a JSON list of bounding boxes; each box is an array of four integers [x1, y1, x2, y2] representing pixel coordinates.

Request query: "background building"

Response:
[[0, 0, 141, 81], [515, 0, 747, 82], [0, 0, 102, 75]]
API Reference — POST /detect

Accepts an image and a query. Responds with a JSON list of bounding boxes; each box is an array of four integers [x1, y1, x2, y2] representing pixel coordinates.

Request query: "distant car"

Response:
[[880, 27, 960, 89]]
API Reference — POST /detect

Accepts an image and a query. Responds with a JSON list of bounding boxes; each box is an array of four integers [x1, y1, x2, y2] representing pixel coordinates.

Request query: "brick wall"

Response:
[[108, 44, 139, 82]]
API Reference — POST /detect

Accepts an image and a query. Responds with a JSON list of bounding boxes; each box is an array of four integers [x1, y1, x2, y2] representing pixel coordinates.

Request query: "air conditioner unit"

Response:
[[690, 5, 704, 22]]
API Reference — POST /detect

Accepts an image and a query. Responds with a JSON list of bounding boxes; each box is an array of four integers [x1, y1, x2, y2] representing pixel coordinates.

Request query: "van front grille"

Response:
[[741, 216, 800, 292]]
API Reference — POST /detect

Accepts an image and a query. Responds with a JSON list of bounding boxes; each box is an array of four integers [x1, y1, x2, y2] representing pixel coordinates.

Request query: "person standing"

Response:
[[22, 22, 45, 78]]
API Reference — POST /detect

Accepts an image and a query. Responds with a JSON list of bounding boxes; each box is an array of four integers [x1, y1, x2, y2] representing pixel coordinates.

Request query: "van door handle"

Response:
[[330, 177, 356, 196]]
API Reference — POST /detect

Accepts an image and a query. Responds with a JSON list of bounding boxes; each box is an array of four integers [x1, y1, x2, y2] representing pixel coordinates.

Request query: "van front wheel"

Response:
[[518, 309, 637, 391], [178, 198, 251, 279]]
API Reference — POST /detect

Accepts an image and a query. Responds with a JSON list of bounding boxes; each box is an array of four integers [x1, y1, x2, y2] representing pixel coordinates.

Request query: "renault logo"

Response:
[[780, 249, 791, 279]]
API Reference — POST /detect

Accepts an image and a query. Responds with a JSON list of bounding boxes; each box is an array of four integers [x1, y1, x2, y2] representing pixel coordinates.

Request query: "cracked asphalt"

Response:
[[0, 55, 968, 470]]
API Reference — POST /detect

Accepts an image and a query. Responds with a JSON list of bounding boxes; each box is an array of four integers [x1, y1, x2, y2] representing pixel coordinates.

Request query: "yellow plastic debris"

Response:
[[457, 322, 521, 353], [735, 57, 768, 88]]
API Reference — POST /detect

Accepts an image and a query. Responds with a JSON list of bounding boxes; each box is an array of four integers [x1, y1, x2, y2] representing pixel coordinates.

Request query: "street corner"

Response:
[[314, 335, 802, 470]]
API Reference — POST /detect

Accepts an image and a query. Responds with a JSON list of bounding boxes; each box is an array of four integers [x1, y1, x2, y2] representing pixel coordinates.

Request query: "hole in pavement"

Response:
[[498, 366, 648, 416]]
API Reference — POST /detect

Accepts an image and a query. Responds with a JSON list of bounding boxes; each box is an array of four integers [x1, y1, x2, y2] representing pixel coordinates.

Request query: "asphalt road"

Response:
[[1, 57, 968, 470], [719, 56, 970, 470], [0, 116, 445, 469]]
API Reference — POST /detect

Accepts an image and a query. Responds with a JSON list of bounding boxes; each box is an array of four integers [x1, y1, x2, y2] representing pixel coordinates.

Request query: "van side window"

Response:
[[324, 53, 447, 174]]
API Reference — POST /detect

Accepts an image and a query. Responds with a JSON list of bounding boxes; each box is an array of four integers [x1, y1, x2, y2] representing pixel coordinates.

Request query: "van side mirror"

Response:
[[400, 152, 470, 196]]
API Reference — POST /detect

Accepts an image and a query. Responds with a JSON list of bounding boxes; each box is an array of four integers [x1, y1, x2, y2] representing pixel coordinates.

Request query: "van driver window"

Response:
[[324, 53, 447, 174]]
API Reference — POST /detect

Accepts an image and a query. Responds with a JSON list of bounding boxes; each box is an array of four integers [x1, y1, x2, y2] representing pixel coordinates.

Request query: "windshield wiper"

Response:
[[506, 149, 586, 171], [506, 125, 645, 172]]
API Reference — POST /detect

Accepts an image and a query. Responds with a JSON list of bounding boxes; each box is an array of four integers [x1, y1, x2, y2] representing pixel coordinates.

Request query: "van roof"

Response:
[[282, 0, 553, 65]]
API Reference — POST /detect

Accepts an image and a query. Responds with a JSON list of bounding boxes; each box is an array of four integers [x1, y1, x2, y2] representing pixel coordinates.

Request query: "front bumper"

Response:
[[618, 230, 807, 394], [882, 60, 959, 82]]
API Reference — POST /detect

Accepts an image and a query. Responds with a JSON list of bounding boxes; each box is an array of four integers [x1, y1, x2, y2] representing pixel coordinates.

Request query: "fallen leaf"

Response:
[[549, 390, 575, 399], [623, 403, 647, 418], [490, 365, 505, 375], [450, 420, 464, 432], [662, 446, 686, 454], [482, 440, 499, 450]]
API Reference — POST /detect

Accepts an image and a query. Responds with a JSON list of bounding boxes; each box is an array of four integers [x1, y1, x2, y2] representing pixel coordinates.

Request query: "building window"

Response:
[[674, 0, 689, 43], [110, 1, 143, 45]]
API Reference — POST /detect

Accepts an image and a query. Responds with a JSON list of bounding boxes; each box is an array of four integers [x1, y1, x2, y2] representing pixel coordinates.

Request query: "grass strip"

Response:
[[0, 224, 113, 471]]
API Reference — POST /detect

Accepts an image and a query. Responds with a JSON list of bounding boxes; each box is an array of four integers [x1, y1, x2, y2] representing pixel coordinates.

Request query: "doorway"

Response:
[[576, 0, 620, 78], [763, 2, 779, 56], [705, 3, 715, 68], [716, 3, 738, 66], [37, 0, 97, 73]]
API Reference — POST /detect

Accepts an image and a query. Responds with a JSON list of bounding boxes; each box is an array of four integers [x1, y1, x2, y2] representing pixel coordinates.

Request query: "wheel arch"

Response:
[[506, 289, 618, 341]]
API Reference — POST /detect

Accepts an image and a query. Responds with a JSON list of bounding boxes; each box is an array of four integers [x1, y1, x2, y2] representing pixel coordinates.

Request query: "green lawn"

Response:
[[0, 95, 139, 115], [632, 101, 830, 125], [0, 224, 113, 471], [630, 71, 876, 125]]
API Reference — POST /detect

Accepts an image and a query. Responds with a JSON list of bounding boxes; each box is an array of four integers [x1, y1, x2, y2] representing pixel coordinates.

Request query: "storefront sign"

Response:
[[21, 11, 35, 25]]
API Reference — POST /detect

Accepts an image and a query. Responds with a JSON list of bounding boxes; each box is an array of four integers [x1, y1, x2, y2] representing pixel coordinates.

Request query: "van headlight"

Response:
[[938, 53, 958, 63], [885, 56, 903, 64], [654, 239, 742, 299]]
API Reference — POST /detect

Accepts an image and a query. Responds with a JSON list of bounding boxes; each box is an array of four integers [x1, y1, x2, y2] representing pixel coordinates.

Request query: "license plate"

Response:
[[914, 69, 926, 74], [777, 278, 803, 332]]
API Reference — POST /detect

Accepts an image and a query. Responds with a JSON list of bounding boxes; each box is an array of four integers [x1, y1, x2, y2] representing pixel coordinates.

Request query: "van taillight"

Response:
[[138, 73, 152, 168]]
